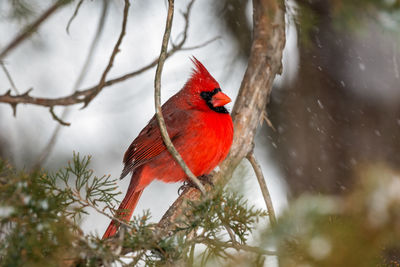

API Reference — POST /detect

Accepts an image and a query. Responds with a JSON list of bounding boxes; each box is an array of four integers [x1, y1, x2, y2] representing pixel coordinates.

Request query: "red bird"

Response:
[[102, 57, 233, 239]]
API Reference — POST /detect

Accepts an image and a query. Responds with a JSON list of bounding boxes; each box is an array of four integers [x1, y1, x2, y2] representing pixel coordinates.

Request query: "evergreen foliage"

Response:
[[0, 154, 269, 266]]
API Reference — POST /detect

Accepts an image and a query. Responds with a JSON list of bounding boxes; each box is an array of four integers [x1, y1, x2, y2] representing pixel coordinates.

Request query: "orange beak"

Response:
[[211, 91, 231, 107]]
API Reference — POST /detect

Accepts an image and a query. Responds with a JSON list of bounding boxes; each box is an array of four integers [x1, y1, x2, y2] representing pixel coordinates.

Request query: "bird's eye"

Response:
[[200, 88, 229, 114], [200, 88, 221, 101], [200, 91, 210, 100]]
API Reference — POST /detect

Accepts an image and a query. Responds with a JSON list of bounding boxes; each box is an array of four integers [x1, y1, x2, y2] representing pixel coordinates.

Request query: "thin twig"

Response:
[[216, 210, 238, 244], [247, 151, 277, 226], [179, 36, 220, 51], [0, 0, 69, 60], [129, 251, 145, 266], [153, 0, 206, 194], [171, 0, 195, 48], [223, 223, 237, 244], [71, 189, 132, 230], [49, 106, 71, 126], [196, 237, 277, 256], [48, 174, 132, 232], [82, 0, 130, 108], [0, 61, 20, 94], [261, 109, 276, 131], [66, 0, 85, 34]]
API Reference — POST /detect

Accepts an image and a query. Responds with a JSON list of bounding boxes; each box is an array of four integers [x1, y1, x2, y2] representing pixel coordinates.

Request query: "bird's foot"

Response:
[[178, 180, 195, 195], [198, 174, 214, 187], [178, 175, 214, 195]]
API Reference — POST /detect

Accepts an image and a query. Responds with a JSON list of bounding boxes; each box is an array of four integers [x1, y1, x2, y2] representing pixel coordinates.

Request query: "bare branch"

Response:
[[0, 0, 70, 60], [0, 53, 163, 108], [0, 61, 20, 94], [261, 109, 276, 131], [49, 106, 71, 126], [66, 0, 85, 34], [223, 223, 238, 244], [247, 151, 277, 226], [70, 188, 132, 230], [180, 36, 220, 51], [82, 0, 130, 108], [171, 0, 195, 48], [153, 0, 206, 194], [196, 237, 277, 256]]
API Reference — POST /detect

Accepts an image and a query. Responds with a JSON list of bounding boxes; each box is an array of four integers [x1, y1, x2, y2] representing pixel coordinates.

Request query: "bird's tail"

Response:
[[102, 187, 144, 239]]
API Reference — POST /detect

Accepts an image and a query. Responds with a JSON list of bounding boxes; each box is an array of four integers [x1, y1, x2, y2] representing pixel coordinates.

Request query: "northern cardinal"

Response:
[[102, 57, 233, 239]]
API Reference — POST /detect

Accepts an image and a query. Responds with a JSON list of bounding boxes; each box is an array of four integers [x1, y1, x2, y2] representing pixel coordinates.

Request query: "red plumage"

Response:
[[102, 57, 233, 239]]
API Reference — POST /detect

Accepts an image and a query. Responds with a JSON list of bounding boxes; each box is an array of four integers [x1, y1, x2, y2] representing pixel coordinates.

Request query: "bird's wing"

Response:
[[120, 108, 189, 179]]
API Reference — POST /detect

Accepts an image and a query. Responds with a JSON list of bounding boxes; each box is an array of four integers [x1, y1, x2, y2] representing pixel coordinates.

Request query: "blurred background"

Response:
[[1, 0, 400, 263]]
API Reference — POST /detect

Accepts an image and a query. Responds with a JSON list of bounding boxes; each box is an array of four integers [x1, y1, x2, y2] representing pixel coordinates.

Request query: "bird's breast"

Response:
[[177, 111, 233, 174], [143, 110, 233, 185]]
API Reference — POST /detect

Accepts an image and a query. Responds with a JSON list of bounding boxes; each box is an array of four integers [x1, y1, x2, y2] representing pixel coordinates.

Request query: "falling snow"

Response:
[[317, 99, 324, 109]]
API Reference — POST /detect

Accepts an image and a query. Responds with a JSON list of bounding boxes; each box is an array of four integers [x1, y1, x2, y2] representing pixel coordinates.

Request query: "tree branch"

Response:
[[179, 36, 220, 51], [157, 0, 286, 236], [0, 49, 178, 110], [196, 237, 277, 256], [71, 189, 132, 231], [49, 106, 71, 126], [66, 0, 85, 34], [247, 151, 277, 226], [0, 0, 210, 118], [0, 61, 20, 94], [153, 0, 206, 194], [0, 0, 71, 60], [82, 0, 130, 108]]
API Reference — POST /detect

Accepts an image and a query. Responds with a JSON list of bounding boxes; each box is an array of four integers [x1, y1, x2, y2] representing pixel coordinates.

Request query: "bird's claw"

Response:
[[177, 174, 214, 196], [178, 181, 192, 195], [198, 174, 214, 186]]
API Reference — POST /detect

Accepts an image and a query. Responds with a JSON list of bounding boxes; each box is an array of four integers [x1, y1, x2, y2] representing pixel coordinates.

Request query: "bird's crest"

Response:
[[188, 56, 219, 92]]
